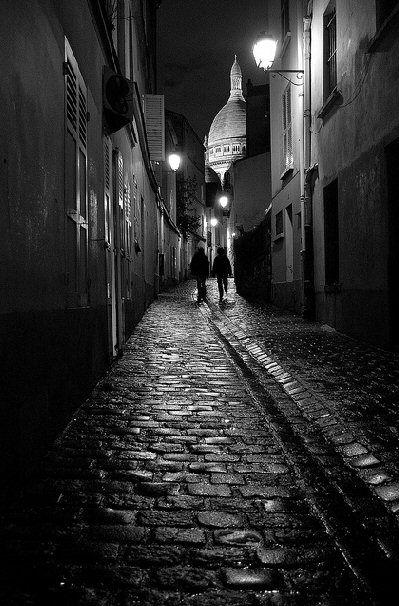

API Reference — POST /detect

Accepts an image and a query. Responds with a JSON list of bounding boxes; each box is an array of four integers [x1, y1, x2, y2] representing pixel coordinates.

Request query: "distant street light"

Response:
[[210, 218, 218, 227], [219, 195, 228, 208], [168, 153, 181, 171]]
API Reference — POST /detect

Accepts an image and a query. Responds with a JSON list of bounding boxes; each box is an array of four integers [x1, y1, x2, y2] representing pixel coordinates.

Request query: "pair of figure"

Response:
[[190, 246, 232, 303]]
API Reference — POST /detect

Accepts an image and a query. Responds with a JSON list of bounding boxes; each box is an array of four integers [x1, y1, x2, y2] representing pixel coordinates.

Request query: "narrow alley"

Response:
[[2, 280, 398, 605]]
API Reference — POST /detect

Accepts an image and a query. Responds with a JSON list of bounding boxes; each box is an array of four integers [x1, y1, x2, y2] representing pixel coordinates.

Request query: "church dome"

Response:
[[208, 97, 246, 145], [208, 55, 246, 147]]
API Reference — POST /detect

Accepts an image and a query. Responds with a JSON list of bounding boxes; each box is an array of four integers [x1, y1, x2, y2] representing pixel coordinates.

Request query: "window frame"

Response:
[[323, 2, 337, 101]]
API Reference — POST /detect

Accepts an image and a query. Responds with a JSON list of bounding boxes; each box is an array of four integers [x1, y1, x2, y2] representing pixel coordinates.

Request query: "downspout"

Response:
[[301, 6, 315, 319]]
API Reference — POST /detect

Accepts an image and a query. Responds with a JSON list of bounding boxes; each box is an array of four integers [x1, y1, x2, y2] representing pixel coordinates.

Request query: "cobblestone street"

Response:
[[1, 281, 399, 605]]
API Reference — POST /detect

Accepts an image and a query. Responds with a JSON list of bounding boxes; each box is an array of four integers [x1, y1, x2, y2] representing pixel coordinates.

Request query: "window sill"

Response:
[[317, 88, 343, 120], [368, 5, 399, 52]]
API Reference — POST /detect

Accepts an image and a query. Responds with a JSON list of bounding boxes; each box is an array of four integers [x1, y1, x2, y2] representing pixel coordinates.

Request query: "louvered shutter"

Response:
[[103, 135, 113, 301], [281, 84, 293, 174], [143, 94, 165, 161], [125, 181, 132, 299], [64, 38, 89, 307]]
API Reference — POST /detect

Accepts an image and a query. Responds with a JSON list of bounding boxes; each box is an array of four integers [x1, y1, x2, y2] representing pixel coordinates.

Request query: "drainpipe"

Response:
[[301, 8, 315, 319]]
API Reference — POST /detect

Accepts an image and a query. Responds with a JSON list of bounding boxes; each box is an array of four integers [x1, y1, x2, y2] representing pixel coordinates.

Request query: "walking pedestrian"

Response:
[[190, 246, 209, 303], [212, 247, 232, 302]]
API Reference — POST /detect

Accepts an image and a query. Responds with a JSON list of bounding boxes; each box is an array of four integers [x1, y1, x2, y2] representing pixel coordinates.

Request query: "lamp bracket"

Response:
[[268, 69, 304, 86]]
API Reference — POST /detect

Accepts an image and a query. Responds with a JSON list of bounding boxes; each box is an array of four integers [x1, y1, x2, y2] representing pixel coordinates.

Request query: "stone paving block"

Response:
[[374, 482, 399, 502], [156, 495, 205, 510], [214, 529, 263, 546], [188, 484, 232, 497], [239, 486, 294, 499], [197, 511, 243, 528], [154, 527, 207, 545], [138, 510, 195, 527], [223, 567, 281, 590], [210, 473, 245, 485]]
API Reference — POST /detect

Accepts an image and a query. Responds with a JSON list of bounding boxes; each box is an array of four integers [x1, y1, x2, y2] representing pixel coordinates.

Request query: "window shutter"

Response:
[[103, 136, 113, 301], [281, 84, 293, 174], [64, 37, 89, 307], [143, 94, 165, 161]]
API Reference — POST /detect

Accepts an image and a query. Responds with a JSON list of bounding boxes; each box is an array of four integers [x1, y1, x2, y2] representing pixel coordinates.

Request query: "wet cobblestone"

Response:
[[0, 283, 373, 604], [204, 279, 399, 521]]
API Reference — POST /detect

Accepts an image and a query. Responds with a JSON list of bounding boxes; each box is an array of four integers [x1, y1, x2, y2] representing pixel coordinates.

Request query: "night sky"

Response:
[[157, 0, 269, 140]]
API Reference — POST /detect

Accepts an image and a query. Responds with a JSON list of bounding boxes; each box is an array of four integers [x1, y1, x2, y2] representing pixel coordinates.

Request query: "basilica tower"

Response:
[[205, 56, 247, 184]]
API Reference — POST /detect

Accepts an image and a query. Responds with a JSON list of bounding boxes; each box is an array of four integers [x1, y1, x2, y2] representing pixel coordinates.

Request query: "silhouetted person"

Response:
[[212, 247, 232, 302], [190, 246, 209, 303]]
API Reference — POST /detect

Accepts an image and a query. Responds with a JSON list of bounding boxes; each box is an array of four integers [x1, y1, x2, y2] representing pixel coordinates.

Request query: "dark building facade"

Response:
[[0, 0, 174, 496]]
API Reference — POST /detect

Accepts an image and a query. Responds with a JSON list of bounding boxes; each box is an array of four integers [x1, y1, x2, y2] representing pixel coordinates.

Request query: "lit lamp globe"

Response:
[[210, 218, 218, 227], [168, 153, 181, 171], [219, 195, 228, 209], [252, 33, 277, 70]]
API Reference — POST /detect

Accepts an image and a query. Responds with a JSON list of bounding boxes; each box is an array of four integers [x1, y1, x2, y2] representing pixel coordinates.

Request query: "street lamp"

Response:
[[252, 32, 278, 70], [168, 153, 181, 171], [252, 32, 303, 77], [210, 217, 218, 227], [219, 195, 228, 209]]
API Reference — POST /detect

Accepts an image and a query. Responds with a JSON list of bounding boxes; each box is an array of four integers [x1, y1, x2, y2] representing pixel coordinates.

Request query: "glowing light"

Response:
[[252, 33, 278, 70], [210, 218, 218, 227], [168, 153, 181, 171], [219, 195, 228, 208], [232, 232, 236, 237]]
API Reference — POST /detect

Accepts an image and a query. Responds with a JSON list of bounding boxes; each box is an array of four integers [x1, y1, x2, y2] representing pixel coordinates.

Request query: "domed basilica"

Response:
[[205, 56, 246, 184]]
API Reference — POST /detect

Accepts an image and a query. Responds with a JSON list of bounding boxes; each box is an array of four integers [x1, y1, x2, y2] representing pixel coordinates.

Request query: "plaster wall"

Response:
[[230, 153, 271, 232], [267, 0, 305, 313], [310, 0, 399, 345]]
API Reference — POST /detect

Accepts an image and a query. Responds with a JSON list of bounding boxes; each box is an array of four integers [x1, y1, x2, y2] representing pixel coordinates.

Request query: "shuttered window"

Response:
[[64, 38, 89, 307], [281, 84, 293, 175], [103, 135, 113, 300], [324, 4, 337, 99], [143, 94, 165, 161], [281, 0, 290, 38]]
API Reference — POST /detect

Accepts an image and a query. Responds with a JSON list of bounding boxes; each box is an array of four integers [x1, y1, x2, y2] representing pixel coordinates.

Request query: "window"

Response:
[[233, 144, 240, 153], [215, 146, 222, 154], [64, 38, 89, 307], [324, 3, 337, 99], [281, 84, 293, 174], [223, 145, 230, 153], [324, 179, 339, 285], [376, 0, 399, 28], [275, 210, 284, 237], [281, 0, 290, 38]]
